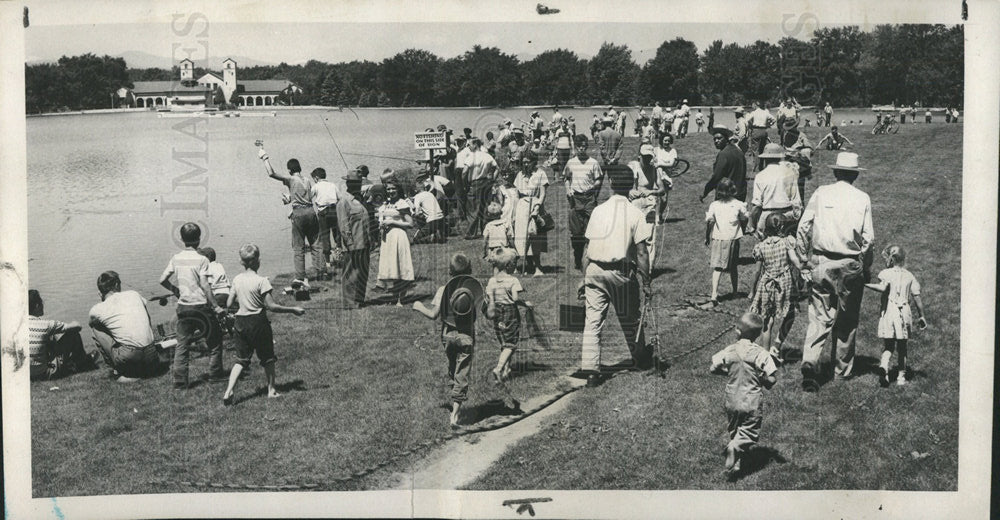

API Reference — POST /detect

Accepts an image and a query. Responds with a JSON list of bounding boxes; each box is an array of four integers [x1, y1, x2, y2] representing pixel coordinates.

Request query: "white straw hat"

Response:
[[829, 152, 866, 172]]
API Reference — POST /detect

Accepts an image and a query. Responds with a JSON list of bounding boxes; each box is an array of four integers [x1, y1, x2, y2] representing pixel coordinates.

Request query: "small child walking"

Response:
[[413, 253, 482, 427], [747, 214, 802, 362], [865, 245, 928, 386], [704, 178, 749, 305], [222, 244, 305, 405], [485, 248, 532, 383], [709, 312, 777, 478], [482, 202, 513, 262]]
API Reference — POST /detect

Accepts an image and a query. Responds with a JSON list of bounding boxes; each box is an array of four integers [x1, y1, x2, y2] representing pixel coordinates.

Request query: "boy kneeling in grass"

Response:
[[709, 312, 777, 478], [222, 244, 305, 406]]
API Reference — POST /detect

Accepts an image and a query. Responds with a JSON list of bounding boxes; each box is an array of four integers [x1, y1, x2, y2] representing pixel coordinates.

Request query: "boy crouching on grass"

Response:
[[222, 244, 305, 406], [709, 312, 777, 478]]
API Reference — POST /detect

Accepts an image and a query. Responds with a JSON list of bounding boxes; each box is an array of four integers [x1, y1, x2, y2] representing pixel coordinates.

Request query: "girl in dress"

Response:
[[376, 182, 415, 306], [511, 152, 550, 277], [704, 178, 748, 305], [865, 245, 928, 386], [747, 214, 802, 362], [494, 170, 519, 226]]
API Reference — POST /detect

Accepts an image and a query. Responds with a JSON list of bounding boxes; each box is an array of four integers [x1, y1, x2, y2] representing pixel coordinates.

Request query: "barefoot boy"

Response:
[[709, 312, 777, 477], [413, 253, 483, 427], [222, 244, 305, 405]]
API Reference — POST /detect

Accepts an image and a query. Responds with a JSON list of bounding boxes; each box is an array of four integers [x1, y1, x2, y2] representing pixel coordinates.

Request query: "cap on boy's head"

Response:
[[490, 247, 517, 270], [179, 222, 201, 245], [486, 201, 503, 220], [97, 270, 121, 296], [736, 312, 764, 338], [310, 167, 327, 179], [28, 289, 43, 315], [449, 253, 472, 276], [198, 247, 217, 262], [287, 158, 301, 174], [239, 243, 260, 265]]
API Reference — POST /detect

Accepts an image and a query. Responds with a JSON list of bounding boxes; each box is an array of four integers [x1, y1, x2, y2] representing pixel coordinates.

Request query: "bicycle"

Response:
[[871, 114, 900, 135]]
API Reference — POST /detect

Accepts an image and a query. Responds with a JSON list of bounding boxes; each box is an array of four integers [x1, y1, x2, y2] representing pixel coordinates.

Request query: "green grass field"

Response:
[[31, 121, 961, 495]]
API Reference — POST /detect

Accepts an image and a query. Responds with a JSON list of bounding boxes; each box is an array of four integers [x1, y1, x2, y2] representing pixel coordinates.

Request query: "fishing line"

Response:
[[341, 151, 421, 163], [318, 115, 351, 171]]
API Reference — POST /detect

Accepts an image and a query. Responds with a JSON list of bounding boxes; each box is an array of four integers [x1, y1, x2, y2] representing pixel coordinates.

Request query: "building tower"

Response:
[[222, 58, 237, 102], [179, 58, 194, 82]]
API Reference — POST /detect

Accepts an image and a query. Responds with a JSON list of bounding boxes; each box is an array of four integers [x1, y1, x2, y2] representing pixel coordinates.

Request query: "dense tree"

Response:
[[24, 26, 964, 113], [519, 49, 587, 105], [640, 38, 700, 105], [587, 43, 640, 106], [378, 49, 440, 107]]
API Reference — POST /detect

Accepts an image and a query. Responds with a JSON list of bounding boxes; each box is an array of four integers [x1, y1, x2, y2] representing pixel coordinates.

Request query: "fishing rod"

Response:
[[342, 151, 423, 163], [318, 115, 351, 171]]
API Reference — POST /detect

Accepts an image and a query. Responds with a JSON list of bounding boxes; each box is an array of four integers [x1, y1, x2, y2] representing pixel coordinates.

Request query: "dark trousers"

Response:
[[465, 178, 493, 237], [568, 190, 599, 268], [414, 217, 446, 244], [342, 248, 370, 306], [173, 303, 224, 386], [31, 330, 97, 380], [316, 206, 342, 268]]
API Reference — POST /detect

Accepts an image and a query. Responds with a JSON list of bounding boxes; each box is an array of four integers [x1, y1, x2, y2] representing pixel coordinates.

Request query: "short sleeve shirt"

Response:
[[311, 180, 339, 210], [585, 195, 653, 263], [89, 290, 155, 348], [29, 316, 69, 375], [412, 191, 444, 222], [483, 220, 512, 249], [711, 339, 777, 412], [206, 261, 231, 294], [563, 156, 603, 193], [706, 199, 748, 240], [877, 267, 920, 306], [486, 272, 523, 305], [231, 271, 274, 316], [161, 249, 210, 305], [286, 174, 314, 207], [467, 150, 498, 182]]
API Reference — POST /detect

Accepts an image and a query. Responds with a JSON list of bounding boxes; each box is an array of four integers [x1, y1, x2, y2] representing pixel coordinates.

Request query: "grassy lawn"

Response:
[[31, 121, 960, 495], [466, 122, 962, 490]]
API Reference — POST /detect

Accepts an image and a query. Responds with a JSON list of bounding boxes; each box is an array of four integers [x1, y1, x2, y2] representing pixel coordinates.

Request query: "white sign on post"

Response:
[[414, 131, 448, 150]]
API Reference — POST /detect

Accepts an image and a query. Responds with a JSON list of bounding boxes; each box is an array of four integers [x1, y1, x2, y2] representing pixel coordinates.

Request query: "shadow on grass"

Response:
[[651, 267, 676, 279], [367, 292, 433, 306], [731, 445, 788, 480], [231, 379, 308, 405], [662, 217, 686, 224], [717, 291, 749, 302]]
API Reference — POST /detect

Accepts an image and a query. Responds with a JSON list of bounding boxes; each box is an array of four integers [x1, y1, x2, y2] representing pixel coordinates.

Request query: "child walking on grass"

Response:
[[704, 178, 748, 305], [865, 245, 928, 387], [484, 248, 533, 384], [222, 244, 305, 406], [413, 253, 482, 427], [710, 312, 777, 479], [482, 202, 513, 262], [747, 214, 802, 363]]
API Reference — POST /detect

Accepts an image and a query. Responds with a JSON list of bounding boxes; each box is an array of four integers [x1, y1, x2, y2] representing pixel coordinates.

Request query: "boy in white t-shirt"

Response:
[[412, 174, 447, 244], [222, 244, 305, 405], [197, 247, 231, 308], [160, 222, 226, 388], [485, 248, 532, 383]]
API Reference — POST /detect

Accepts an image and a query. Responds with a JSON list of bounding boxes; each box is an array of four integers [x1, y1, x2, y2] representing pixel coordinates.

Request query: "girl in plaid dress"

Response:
[[748, 214, 802, 361]]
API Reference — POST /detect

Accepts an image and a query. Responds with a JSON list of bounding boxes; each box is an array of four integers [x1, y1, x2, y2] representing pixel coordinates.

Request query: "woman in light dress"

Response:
[[511, 152, 550, 277], [375, 181, 415, 306]]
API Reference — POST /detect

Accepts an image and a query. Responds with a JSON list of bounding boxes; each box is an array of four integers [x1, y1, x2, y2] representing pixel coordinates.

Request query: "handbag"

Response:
[[533, 204, 555, 232]]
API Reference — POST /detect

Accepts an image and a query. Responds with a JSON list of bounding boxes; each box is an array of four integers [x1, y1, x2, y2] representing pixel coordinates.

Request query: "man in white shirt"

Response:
[[463, 137, 498, 239], [679, 99, 691, 137], [90, 271, 164, 380], [563, 134, 605, 270], [310, 167, 341, 278], [651, 102, 663, 140], [747, 101, 776, 172], [578, 164, 655, 386], [796, 152, 874, 389], [823, 102, 833, 127], [747, 144, 801, 235], [453, 137, 472, 220], [733, 107, 749, 152]]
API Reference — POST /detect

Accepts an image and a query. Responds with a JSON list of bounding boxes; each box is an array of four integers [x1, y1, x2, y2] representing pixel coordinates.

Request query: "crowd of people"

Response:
[[28, 100, 932, 479]]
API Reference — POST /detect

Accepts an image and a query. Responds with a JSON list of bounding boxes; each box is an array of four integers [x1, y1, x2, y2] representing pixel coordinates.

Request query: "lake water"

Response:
[[27, 106, 887, 329]]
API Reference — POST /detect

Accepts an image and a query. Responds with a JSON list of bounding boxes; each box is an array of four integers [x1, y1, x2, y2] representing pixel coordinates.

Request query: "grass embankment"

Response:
[[31, 122, 960, 495], [467, 123, 962, 490]]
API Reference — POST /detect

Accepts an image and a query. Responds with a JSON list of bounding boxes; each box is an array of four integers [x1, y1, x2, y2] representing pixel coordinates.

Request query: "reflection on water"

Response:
[[27, 107, 876, 329]]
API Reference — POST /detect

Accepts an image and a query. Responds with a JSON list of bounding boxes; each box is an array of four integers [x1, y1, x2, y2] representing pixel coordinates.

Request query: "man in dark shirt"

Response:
[[595, 117, 623, 166], [337, 172, 373, 308], [701, 127, 748, 202]]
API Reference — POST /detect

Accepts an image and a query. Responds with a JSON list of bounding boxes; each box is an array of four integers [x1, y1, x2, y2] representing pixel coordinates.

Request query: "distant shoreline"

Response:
[[26, 105, 956, 118]]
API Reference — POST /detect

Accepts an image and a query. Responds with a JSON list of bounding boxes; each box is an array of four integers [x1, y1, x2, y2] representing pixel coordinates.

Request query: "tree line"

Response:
[[25, 24, 963, 114]]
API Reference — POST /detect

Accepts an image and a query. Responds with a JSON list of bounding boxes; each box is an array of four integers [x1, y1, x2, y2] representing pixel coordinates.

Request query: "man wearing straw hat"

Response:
[[701, 126, 748, 203], [796, 152, 874, 390], [577, 164, 655, 387], [747, 143, 801, 236]]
